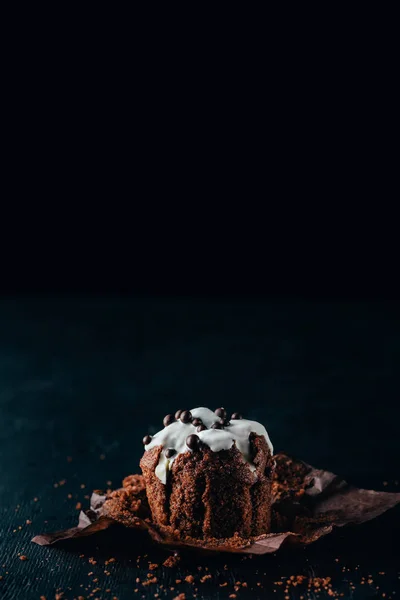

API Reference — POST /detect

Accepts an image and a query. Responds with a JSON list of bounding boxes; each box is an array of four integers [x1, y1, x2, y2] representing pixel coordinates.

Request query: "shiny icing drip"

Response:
[[145, 407, 273, 484]]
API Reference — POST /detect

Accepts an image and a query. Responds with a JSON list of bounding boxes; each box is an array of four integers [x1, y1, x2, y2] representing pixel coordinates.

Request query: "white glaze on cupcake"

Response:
[[145, 407, 273, 484]]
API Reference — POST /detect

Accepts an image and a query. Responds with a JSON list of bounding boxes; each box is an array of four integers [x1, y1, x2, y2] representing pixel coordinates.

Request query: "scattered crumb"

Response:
[[173, 594, 186, 600], [88, 557, 97, 565], [100, 454, 106, 460], [200, 575, 212, 583], [80, 484, 86, 489], [19, 556, 28, 561], [149, 563, 159, 570], [76, 502, 82, 510], [26, 520, 32, 525], [185, 575, 195, 584], [142, 577, 157, 586], [163, 554, 180, 568]]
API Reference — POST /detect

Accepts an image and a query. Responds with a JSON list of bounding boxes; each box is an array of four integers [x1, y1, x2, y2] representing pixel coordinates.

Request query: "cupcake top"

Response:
[[143, 407, 273, 484]]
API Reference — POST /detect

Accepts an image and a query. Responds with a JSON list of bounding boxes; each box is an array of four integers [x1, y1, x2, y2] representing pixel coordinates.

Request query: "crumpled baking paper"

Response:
[[32, 453, 400, 555]]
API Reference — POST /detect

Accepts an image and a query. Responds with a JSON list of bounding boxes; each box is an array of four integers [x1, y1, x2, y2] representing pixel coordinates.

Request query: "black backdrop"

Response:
[[1, 24, 399, 596]]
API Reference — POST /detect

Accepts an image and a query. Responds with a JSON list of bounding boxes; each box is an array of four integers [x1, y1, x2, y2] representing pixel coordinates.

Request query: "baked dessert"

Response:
[[140, 407, 274, 540]]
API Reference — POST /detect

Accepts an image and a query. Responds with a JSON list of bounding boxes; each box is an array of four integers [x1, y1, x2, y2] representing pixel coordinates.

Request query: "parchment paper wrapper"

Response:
[[32, 453, 400, 555]]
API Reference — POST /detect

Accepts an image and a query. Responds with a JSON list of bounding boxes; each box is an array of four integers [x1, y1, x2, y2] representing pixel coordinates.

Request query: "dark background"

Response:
[[1, 14, 398, 597]]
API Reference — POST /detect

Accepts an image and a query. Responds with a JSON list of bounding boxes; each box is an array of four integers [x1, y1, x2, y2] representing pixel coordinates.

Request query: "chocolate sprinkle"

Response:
[[231, 412, 243, 420], [186, 434, 200, 449], [211, 421, 223, 429], [163, 414, 175, 427], [214, 407, 227, 420], [197, 424, 207, 432], [180, 410, 192, 423], [175, 409, 183, 419], [164, 448, 176, 458], [192, 418, 203, 427], [143, 435, 152, 445]]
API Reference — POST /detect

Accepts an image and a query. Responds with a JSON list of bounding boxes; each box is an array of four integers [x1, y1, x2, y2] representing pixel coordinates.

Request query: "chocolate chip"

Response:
[[211, 421, 223, 429], [180, 410, 192, 423], [186, 434, 200, 449], [165, 448, 176, 458], [214, 407, 226, 420], [175, 409, 183, 419], [222, 419, 231, 427], [163, 414, 175, 427], [197, 424, 207, 432], [231, 412, 243, 420], [192, 418, 202, 427], [143, 435, 152, 445]]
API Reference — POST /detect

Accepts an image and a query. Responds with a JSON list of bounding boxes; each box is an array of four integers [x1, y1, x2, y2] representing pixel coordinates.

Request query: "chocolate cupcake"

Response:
[[140, 407, 274, 539]]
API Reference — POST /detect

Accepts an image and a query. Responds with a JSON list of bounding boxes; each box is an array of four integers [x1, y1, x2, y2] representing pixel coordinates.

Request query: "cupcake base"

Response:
[[140, 433, 274, 539]]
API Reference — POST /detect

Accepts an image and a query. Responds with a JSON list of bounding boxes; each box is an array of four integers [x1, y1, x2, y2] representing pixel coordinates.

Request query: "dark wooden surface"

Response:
[[1, 298, 399, 600]]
